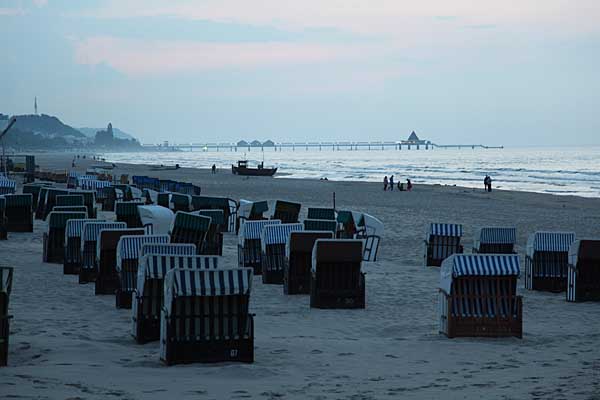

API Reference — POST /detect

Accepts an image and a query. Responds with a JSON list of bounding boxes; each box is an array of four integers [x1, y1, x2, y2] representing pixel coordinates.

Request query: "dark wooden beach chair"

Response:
[[157, 192, 170, 208], [310, 239, 365, 309], [79, 222, 127, 283], [525, 231, 575, 292], [133, 252, 214, 344], [424, 223, 464, 267], [272, 200, 301, 223], [34, 186, 50, 220], [473, 227, 517, 254], [303, 218, 337, 233], [115, 200, 144, 228], [307, 207, 335, 220], [261, 223, 304, 284], [284, 231, 333, 294], [160, 267, 254, 365], [236, 200, 268, 233], [56, 194, 84, 207], [43, 211, 87, 264], [191, 196, 237, 232], [42, 188, 69, 219], [237, 219, 281, 274], [567, 240, 600, 302], [170, 193, 192, 212], [74, 190, 97, 218], [169, 212, 211, 252], [64, 218, 97, 275], [195, 209, 225, 255], [22, 183, 47, 210], [2, 194, 33, 232], [439, 254, 522, 338], [101, 186, 118, 211], [95, 228, 144, 295], [0, 266, 13, 367], [115, 234, 170, 308]]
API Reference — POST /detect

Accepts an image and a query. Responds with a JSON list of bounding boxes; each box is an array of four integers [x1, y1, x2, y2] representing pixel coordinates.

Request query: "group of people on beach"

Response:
[[383, 175, 412, 191], [484, 175, 493, 192]]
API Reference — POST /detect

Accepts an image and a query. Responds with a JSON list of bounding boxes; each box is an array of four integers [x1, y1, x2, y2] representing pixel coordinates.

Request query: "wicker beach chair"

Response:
[[0, 266, 13, 367], [43, 188, 69, 219], [195, 209, 225, 255], [303, 219, 337, 233], [310, 239, 365, 309], [473, 227, 517, 254], [191, 196, 237, 232], [170, 193, 192, 212], [237, 219, 281, 274], [425, 223, 464, 267], [80, 179, 111, 206], [272, 200, 301, 223], [95, 228, 145, 295], [138, 205, 174, 235], [525, 231, 576, 292], [115, 201, 144, 228], [0, 179, 16, 195], [114, 234, 170, 308], [159, 180, 178, 193], [307, 207, 335, 220], [160, 267, 254, 365], [2, 194, 33, 232], [284, 231, 333, 295], [261, 223, 304, 284], [74, 190, 97, 218], [22, 183, 47, 210], [56, 194, 84, 207], [169, 212, 211, 252], [35, 186, 50, 220], [439, 254, 522, 338], [237, 200, 268, 233], [567, 240, 600, 302], [79, 222, 127, 283], [43, 211, 87, 264], [64, 218, 98, 275]]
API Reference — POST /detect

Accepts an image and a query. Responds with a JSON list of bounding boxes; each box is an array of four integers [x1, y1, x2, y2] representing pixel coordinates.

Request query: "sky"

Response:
[[0, 0, 599, 146]]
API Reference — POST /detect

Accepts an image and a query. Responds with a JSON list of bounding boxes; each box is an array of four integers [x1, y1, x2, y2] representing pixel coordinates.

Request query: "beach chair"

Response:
[[2, 194, 33, 232], [115, 201, 144, 228], [284, 231, 333, 294], [353, 212, 383, 262], [43, 211, 87, 264], [0, 179, 16, 195], [80, 179, 111, 206], [169, 212, 211, 252], [525, 231, 576, 292], [0, 266, 13, 367], [138, 205, 174, 235], [0, 198, 6, 240], [261, 223, 304, 284], [425, 223, 464, 267], [567, 240, 600, 302], [100, 186, 118, 211], [160, 180, 178, 193], [79, 222, 127, 283], [272, 200, 301, 223], [473, 227, 517, 254], [307, 207, 335, 220], [439, 254, 522, 338], [195, 209, 225, 255], [34, 186, 50, 220], [95, 228, 145, 295], [157, 193, 170, 208], [56, 194, 84, 207], [336, 210, 358, 239], [22, 183, 47, 210], [237, 200, 268, 233], [170, 193, 192, 212], [310, 239, 365, 309], [74, 190, 97, 218], [303, 219, 337, 233], [43, 188, 69, 219], [160, 267, 254, 365], [64, 218, 97, 275], [238, 219, 281, 274], [191, 196, 237, 232], [114, 234, 170, 308]]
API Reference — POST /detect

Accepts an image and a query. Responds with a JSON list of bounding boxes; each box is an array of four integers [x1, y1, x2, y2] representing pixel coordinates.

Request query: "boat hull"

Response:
[[232, 165, 277, 176]]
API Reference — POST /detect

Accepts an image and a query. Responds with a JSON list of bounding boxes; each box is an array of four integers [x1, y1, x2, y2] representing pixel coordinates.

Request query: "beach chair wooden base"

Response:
[[525, 255, 568, 292], [134, 316, 160, 344], [261, 246, 285, 284], [115, 289, 133, 309], [161, 332, 254, 365], [6, 222, 33, 233], [262, 270, 283, 285], [238, 244, 262, 275], [0, 315, 11, 367], [78, 268, 97, 284], [201, 232, 223, 256], [310, 274, 365, 309], [529, 277, 566, 293], [95, 275, 118, 295], [63, 261, 80, 275], [283, 256, 311, 295], [42, 233, 64, 264]]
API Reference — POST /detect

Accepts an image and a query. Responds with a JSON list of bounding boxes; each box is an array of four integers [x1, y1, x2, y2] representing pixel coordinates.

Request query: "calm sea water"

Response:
[[102, 146, 600, 198]]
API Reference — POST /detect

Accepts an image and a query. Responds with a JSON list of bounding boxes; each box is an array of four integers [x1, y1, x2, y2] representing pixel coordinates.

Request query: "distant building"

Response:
[[262, 140, 275, 147], [250, 140, 262, 147], [237, 140, 249, 147], [401, 131, 428, 145]]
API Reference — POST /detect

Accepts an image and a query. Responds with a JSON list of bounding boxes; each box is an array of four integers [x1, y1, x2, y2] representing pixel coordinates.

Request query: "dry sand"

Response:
[[1, 153, 599, 399]]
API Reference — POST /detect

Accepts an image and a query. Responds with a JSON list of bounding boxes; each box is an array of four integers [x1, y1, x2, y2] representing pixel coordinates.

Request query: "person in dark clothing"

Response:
[[484, 175, 490, 191], [487, 176, 493, 192], [389, 175, 394, 191], [383, 176, 388, 191], [211, 164, 216, 174], [406, 179, 413, 191], [398, 182, 404, 191]]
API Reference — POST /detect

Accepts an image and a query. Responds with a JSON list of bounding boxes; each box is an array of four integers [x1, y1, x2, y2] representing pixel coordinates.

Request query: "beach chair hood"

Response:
[[286, 230, 334, 259], [526, 231, 576, 257], [238, 219, 281, 246], [311, 239, 363, 272], [568, 239, 600, 268], [440, 254, 520, 295], [260, 223, 304, 252], [116, 234, 170, 271], [474, 227, 516, 249], [81, 221, 127, 251], [138, 205, 174, 235]]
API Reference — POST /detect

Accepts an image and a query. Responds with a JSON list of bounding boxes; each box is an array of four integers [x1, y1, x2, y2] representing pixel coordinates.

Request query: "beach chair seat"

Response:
[[95, 228, 144, 295], [115, 201, 144, 228], [100, 186, 118, 211], [157, 192, 170, 208], [284, 231, 333, 294], [169, 212, 211, 252], [115, 235, 170, 308], [195, 209, 225, 255], [191, 196, 237, 232], [525, 231, 575, 292], [237, 219, 281, 274], [43, 211, 87, 264], [567, 240, 600, 302], [310, 239, 365, 309], [64, 218, 98, 275], [439, 254, 522, 338], [237, 200, 268, 233], [80, 179, 111, 206], [79, 222, 127, 283], [425, 223, 463, 267], [0, 266, 14, 367], [2, 194, 33, 232], [160, 267, 254, 365], [473, 227, 517, 254], [272, 200, 301, 223], [261, 223, 304, 284], [133, 252, 216, 344], [307, 207, 336, 220], [303, 219, 337, 233]]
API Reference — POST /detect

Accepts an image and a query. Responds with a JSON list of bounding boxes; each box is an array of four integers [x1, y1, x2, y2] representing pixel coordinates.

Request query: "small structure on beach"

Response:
[[401, 131, 428, 146]]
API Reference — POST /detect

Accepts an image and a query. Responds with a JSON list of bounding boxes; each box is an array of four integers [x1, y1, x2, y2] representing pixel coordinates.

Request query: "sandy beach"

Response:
[[1, 153, 599, 400]]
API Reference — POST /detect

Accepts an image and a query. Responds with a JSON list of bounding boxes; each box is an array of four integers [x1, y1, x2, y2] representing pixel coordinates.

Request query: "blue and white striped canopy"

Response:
[[0, 179, 16, 193], [526, 231, 576, 256], [68, 171, 79, 178], [261, 222, 304, 251], [116, 234, 170, 270], [79, 179, 111, 192], [238, 219, 281, 245], [476, 227, 516, 245], [81, 221, 127, 251], [65, 218, 101, 239], [139, 243, 196, 259], [440, 254, 520, 294], [429, 223, 463, 237]]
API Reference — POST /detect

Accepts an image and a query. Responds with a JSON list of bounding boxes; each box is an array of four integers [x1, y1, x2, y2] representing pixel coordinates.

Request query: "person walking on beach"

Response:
[[406, 178, 413, 191], [389, 175, 394, 191], [484, 175, 489, 191], [383, 176, 388, 191], [211, 164, 216, 174], [487, 176, 493, 192]]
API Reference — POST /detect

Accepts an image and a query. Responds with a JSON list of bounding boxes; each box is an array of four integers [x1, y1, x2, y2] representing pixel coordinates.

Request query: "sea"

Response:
[[102, 146, 600, 198]]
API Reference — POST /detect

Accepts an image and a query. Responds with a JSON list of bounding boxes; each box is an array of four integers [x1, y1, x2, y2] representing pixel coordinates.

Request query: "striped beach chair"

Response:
[[74, 190, 97, 218], [43, 188, 69, 219], [100, 186, 119, 211], [237, 219, 281, 274], [272, 200, 301, 223], [64, 218, 98, 275], [160, 267, 254, 365], [439, 254, 522, 338], [0, 179, 16, 195], [170, 193, 192, 212], [43, 211, 87, 263], [307, 207, 335, 220], [2, 194, 33, 232], [0, 266, 13, 367], [81, 179, 111, 205], [115, 201, 144, 228], [191, 196, 237, 232], [303, 219, 337, 233], [169, 212, 211, 252], [238, 200, 268, 224], [310, 239, 365, 309], [473, 227, 517, 254], [56, 194, 84, 207], [425, 223, 464, 267], [22, 183, 47, 210], [79, 222, 127, 283], [567, 240, 600, 302], [284, 231, 333, 295], [261, 223, 304, 284], [95, 228, 145, 295], [195, 209, 225, 255], [34, 186, 50, 220], [115, 234, 170, 308], [525, 231, 576, 292]]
